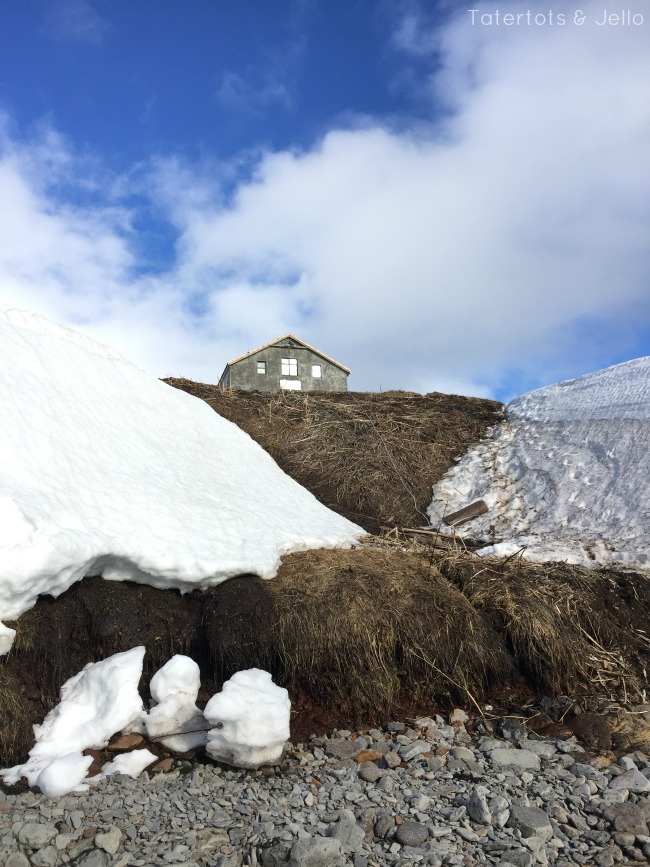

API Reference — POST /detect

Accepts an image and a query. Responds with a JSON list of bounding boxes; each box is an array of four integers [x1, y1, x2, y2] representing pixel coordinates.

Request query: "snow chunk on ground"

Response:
[[144, 655, 209, 752], [150, 654, 200, 703], [0, 646, 145, 788], [0, 307, 364, 652], [36, 753, 94, 797], [204, 669, 290, 769], [100, 749, 157, 778], [428, 358, 650, 570]]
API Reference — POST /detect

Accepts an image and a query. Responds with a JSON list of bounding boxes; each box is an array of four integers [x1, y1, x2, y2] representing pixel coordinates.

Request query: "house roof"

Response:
[[225, 333, 351, 374]]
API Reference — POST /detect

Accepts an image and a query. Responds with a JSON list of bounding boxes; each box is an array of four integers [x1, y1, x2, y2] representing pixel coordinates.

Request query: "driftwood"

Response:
[[442, 499, 488, 527]]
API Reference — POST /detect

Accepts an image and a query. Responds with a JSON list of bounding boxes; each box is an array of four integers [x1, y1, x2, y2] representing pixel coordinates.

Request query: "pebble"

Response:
[[1, 714, 650, 866]]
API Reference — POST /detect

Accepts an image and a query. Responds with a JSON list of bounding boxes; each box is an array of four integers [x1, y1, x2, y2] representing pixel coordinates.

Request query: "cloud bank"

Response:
[[1, 0, 649, 398]]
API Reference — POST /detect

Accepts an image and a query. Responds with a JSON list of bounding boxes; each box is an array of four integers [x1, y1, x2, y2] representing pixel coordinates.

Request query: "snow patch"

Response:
[[428, 358, 650, 570]]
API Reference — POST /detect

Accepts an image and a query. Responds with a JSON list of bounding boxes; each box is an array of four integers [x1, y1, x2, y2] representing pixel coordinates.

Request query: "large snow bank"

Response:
[[428, 358, 650, 570], [0, 307, 364, 653]]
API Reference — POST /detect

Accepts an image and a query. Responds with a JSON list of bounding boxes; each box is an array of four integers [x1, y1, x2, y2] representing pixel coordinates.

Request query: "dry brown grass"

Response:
[[206, 548, 514, 717], [435, 549, 650, 703], [163, 382, 503, 532]]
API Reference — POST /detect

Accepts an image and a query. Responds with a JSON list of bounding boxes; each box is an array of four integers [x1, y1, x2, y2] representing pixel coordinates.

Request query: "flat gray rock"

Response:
[[288, 836, 346, 866], [608, 768, 650, 792], [506, 805, 553, 841], [489, 748, 541, 771], [604, 802, 649, 834], [15, 822, 58, 850], [324, 738, 364, 760]]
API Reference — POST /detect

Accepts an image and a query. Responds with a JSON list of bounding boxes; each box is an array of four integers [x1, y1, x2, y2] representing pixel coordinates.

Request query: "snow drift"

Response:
[[0, 307, 364, 653], [427, 357, 650, 570]]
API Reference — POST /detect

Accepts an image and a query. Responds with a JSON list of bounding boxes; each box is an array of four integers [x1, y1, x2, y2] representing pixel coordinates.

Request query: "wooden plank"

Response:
[[442, 499, 489, 527]]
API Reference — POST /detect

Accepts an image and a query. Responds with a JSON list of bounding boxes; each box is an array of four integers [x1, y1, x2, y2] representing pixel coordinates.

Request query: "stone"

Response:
[[16, 822, 58, 849], [383, 752, 402, 769], [524, 741, 557, 759], [327, 820, 365, 852], [398, 741, 431, 761], [450, 709, 469, 724], [151, 757, 175, 772], [374, 816, 395, 838], [468, 786, 492, 825], [354, 749, 382, 763], [497, 718, 528, 742], [31, 846, 60, 867], [498, 850, 534, 867], [288, 836, 346, 866], [324, 738, 364, 760], [6, 854, 31, 867], [106, 732, 145, 751], [76, 852, 111, 867], [394, 820, 429, 846], [490, 749, 541, 771], [359, 762, 381, 783], [451, 747, 475, 762], [489, 794, 511, 828], [604, 802, 649, 835], [95, 826, 122, 854], [507, 806, 553, 841], [608, 769, 650, 792]]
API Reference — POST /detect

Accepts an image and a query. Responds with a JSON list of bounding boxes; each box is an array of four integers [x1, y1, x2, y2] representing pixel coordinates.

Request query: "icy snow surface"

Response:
[[204, 669, 291, 769], [0, 307, 364, 652], [0, 646, 146, 791], [427, 357, 650, 570]]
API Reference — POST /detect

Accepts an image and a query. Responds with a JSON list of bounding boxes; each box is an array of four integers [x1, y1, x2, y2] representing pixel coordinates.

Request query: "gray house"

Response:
[[218, 334, 349, 392]]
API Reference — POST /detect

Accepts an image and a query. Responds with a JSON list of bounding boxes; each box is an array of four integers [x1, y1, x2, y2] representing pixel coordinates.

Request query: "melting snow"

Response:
[[428, 357, 650, 570], [0, 306, 364, 654], [204, 669, 291, 769], [0, 649, 291, 795]]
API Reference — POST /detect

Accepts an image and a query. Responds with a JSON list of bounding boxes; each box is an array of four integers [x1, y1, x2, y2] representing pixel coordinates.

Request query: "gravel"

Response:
[[2, 711, 650, 866]]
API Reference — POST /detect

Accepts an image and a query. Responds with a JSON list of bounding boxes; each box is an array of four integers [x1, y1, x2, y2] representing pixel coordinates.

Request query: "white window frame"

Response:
[[281, 357, 298, 376], [311, 364, 322, 378], [256, 360, 267, 374]]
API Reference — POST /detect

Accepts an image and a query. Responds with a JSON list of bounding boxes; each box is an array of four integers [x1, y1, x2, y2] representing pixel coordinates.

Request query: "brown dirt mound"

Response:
[[163, 381, 503, 533], [1, 547, 512, 767], [4, 546, 650, 770]]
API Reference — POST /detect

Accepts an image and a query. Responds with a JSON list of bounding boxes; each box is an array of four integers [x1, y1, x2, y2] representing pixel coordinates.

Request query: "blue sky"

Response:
[[0, 0, 648, 399]]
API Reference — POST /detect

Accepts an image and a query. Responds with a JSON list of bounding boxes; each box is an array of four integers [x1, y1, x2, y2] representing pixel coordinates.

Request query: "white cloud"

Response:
[[1, 0, 649, 399], [216, 71, 292, 117], [44, 0, 111, 46]]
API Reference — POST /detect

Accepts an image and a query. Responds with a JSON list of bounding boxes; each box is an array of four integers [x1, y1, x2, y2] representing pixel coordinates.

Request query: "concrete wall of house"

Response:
[[225, 340, 348, 392]]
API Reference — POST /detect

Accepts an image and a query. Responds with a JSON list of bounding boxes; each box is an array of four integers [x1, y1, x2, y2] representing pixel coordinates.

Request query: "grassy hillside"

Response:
[[162, 382, 503, 533]]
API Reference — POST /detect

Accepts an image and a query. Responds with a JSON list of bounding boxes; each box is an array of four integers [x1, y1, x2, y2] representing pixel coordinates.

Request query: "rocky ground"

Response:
[[2, 710, 650, 867]]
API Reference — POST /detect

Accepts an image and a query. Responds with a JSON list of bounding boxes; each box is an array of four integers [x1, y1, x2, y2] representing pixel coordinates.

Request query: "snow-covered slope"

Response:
[[427, 358, 650, 570], [0, 307, 364, 653]]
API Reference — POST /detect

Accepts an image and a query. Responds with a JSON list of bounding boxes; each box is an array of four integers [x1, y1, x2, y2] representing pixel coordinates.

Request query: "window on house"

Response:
[[256, 361, 267, 374], [281, 358, 297, 376], [311, 364, 322, 378]]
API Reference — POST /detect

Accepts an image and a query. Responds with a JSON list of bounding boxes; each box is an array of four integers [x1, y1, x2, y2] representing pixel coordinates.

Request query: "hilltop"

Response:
[[162, 380, 503, 534]]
